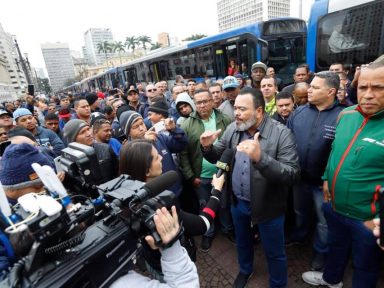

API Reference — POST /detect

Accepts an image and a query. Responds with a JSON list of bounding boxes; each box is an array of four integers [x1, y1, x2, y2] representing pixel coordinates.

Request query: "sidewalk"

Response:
[[195, 233, 384, 287]]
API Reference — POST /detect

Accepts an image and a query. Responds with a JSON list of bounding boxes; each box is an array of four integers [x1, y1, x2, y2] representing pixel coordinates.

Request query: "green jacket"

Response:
[[180, 109, 231, 181], [324, 105, 384, 221]]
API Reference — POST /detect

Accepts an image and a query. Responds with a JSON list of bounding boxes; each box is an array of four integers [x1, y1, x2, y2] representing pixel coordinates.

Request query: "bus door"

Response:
[[213, 47, 226, 78], [158, 60, 169, 80], [214, 37, 262, 78], [125, 67, 137, 86], [239, 38, 259, 77], [149, 63, 160, 83]]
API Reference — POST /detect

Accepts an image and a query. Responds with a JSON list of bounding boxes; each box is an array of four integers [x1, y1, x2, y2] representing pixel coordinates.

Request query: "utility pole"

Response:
[[14, 38, 32, 84]]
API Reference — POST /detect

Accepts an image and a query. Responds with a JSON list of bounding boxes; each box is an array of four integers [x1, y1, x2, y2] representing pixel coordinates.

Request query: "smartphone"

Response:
[[28, 84, 35, 96], [153, 121, 166, 133], [0, 141, 11, 157]]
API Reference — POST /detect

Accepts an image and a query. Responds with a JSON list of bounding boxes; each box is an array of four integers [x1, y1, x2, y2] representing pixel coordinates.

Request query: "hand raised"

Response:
[[200, 129, 222, 148], [236, 132, 261, 162]]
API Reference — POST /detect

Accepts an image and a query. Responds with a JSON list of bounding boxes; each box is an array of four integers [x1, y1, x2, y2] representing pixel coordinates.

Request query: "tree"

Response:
[[183, 34, 207, 41], [138, 35, 152, 55], [97, 41, 112, 65], [150, 42, 162, 51], [37, 78, 52, 94], [113, 41, 126, 64], [125, 36, 139, 56]]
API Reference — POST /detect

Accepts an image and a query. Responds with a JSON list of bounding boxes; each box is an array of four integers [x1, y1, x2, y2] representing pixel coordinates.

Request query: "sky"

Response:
[[0, 0, 314, 72]]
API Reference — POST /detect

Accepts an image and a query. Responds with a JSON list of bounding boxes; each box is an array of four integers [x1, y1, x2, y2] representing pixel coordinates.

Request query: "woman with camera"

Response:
[[118, 139, 225, 282]]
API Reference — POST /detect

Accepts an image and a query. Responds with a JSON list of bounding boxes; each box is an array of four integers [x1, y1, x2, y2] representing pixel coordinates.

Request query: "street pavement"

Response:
[[195, 232, 384, 288]]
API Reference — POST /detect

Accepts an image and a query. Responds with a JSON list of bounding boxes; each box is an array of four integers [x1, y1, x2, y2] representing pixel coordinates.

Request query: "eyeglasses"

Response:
[[224, 87, 236, 92], [147, 89, 157, 92], [195, 99, 212, 106]]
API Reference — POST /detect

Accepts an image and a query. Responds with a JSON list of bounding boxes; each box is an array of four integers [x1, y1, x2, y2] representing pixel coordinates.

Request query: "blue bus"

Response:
[[64, 17, 306, 92], [307, 0, 384, 72], [120, 17, 306, 86]]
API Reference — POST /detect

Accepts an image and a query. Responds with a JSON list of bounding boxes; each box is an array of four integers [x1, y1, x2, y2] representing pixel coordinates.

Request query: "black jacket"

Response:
[[202, 116, 300, 223]]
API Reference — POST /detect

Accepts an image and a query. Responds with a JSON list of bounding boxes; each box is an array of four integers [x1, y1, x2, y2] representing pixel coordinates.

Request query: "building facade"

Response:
[[84, 28, 114, 66], [0, 23, 27, 100], [41, 42, 76, 92], [158, 32, 170, 47], [217, 0, 290, 31]]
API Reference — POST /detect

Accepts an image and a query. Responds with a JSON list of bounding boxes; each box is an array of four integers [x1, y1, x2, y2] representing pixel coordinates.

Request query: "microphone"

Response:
[[215, 148, 235, 177], [134, 170, 179, 201]]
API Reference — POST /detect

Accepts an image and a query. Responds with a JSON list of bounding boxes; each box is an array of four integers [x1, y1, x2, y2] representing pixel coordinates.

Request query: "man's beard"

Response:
[[236, 115, 257, 131]]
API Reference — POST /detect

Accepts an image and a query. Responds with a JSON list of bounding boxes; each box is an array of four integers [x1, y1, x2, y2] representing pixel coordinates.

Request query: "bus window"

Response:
[[317, 1, 384, 69]]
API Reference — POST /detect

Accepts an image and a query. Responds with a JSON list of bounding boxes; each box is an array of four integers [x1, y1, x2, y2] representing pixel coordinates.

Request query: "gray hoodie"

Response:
[[175, 92, 196, 126]]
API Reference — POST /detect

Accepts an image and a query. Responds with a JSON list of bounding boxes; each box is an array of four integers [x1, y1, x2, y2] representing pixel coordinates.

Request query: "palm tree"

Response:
[[97, 41, 112, 65], [113, 41, 125, 64], [150, 42, 162, 51], [125, 36, 139, 57], [138, 35, 152, 55]]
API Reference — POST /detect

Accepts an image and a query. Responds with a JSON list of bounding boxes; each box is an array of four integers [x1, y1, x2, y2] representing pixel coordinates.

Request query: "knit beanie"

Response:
[[116, 104, 131, 121], [119, 111, 143, 137], [148, 99, 169, 117], [86, 93, 98, 106], [7, 127, 36, 143], [0, 143, 54, 189], [63, 119, 88, 144]]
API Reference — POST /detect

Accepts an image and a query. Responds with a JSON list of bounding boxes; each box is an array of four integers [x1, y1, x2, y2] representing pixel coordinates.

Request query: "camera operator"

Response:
[[63, 119, 118, 182], [119, 140, 225, 280], [110, 206, 199, 288]]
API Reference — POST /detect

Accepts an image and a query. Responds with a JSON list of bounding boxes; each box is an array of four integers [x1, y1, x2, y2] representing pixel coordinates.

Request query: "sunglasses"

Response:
[[147, 89, 157, 92]]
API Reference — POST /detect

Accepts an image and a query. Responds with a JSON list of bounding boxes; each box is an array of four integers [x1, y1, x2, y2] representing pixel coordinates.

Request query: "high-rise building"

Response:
[[158, 32, 170, 47], [84, 28, 114, 66], [41, 42, 75, 92], [0, 23, 27, 99], [217, 0, 290, 31]]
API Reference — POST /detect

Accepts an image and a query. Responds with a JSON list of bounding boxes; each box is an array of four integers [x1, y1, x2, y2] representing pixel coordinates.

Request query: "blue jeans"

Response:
[[293, 182, 328, 253], [322, 203, 383, 288], [231, 199, 287, 288]]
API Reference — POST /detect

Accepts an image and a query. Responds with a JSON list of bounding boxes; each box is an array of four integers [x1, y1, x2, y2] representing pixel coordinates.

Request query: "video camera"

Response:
[[0, 143, 179, 288]]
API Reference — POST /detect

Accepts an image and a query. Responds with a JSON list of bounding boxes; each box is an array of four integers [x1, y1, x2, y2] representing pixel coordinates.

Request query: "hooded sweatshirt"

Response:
[[175, 93, 196, 126]]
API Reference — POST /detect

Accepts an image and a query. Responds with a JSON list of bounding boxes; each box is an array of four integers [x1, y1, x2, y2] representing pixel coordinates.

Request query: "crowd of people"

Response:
[[0, 57, 383, 288]]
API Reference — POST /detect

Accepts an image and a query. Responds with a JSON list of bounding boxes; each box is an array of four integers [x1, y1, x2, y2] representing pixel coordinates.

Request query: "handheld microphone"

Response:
[[134, 170, 178, 202], [215, 148, 235, 177]]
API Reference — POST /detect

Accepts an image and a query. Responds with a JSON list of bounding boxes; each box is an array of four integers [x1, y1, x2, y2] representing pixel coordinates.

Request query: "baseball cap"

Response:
[[251, 61, 267, 72], [0, 109, 12, 118], [222, 76, 240, 90], [13, 108, 32, 121], [127, 88, 139, 95]]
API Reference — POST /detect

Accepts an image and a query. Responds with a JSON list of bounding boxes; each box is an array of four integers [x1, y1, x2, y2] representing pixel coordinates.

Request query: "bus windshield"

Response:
[[268, 36, 306, 85], [316, 1, 384, 69]]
